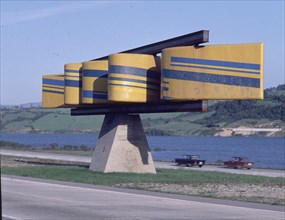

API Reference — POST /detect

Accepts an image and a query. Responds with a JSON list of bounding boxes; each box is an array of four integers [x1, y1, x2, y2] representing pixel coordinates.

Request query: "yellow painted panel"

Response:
[[64, 63, 82, 105], [65, 72, 80, 77], [42, 74, 65, 108], [108, 53, 161, 103], [83, 78, 107, 91], [108, 79, 159, 91], [108, 85, 158, 103], [163, 79, 261, 100], [161, 43, 264, 100], [82, 60, 108, 104]]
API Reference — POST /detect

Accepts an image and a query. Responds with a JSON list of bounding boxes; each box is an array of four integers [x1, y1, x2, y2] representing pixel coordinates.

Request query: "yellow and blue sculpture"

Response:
[[42, 74, 65, 108], [41, 30, 264, 174], [161, 43, 263, 100], [108, 53, 161, 103], [64, 63, 82, 105], [82, 60, 109, 104]]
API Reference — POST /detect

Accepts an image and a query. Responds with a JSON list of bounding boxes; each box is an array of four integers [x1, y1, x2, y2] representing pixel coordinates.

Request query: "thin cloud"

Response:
[[1, 1, 112, 26]]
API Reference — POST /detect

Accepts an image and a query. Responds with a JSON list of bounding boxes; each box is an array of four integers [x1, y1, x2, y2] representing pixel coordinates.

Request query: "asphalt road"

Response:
[[1, 149, 284, 178], [2, 176, 285, 220]]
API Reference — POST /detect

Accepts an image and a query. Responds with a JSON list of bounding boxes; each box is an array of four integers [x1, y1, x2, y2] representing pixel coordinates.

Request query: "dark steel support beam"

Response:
[[71, 100, 207, 116], [93, 30, 209, 60]]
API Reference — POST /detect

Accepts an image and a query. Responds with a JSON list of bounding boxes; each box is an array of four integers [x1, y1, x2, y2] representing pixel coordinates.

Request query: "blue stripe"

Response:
[[108, 83, 160, 92], [162, 96, 172, 99], [64, 69, 82, 74], [43, 79, 64, 86], [42, 89, 64, 95], [109, 65, 160, 80], [83, 69, 108, 78], [162, 87, 169, 91], [83, 90, 108, 99], [43, 85, 64, 90], [171, 57, 260, 71], [171, 64, 260, 75], [108, 77, 160, 87], [65, 80, 82, 88], [163, 69, 260, 88]]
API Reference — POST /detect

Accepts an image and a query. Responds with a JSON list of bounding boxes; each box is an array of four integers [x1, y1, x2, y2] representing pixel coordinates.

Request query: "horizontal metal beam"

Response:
[[92, 30, 209, 60], [71, 101, 207, 116]]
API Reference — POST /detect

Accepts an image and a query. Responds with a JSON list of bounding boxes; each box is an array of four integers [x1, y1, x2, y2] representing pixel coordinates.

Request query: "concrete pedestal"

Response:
[[89, 113, 156, 173]]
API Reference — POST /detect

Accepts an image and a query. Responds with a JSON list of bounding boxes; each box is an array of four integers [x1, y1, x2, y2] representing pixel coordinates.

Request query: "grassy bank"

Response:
[[3, 164, 284, 186], [0, 140, 94, 156], [1, 156, 284, 205]]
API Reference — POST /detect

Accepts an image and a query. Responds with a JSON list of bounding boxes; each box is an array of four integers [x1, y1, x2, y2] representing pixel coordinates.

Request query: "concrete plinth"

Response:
[[89, 113, 156, 173]]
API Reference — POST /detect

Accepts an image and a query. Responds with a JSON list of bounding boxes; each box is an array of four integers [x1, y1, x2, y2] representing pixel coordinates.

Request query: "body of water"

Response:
[[1, 133, 284, 169]]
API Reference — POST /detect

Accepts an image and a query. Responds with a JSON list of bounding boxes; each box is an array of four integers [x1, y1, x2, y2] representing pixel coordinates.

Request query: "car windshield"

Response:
[[182, 155, 199, 159], [232, 157, 248, 161]]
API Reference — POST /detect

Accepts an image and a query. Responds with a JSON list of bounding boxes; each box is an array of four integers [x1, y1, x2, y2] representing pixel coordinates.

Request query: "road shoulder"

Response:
[[2, 174, 284, 212]]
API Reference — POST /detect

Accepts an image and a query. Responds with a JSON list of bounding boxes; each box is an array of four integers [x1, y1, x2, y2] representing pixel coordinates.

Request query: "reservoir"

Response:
[[0, 133, 284, 169]]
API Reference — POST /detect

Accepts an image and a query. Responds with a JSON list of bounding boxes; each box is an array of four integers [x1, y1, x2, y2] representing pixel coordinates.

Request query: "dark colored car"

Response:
[[224, 157, 255, 169], [175, 155, 206, 167]]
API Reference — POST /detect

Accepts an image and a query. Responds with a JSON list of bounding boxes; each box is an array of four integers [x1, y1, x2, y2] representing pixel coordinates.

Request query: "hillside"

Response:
[[1, 85, 284, 136]]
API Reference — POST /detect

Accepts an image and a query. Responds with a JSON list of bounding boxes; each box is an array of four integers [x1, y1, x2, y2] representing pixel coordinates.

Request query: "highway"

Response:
[[1, 149, 284, 178], [2, 176, 284, 220]]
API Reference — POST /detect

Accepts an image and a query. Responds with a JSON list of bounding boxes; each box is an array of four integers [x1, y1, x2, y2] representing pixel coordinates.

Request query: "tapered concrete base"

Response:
[[89, 113, 156, 173]]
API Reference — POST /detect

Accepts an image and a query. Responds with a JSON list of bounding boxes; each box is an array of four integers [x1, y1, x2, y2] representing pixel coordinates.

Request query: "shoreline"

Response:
[[1, 150, 284, 177], [1, 130, 285, 137]]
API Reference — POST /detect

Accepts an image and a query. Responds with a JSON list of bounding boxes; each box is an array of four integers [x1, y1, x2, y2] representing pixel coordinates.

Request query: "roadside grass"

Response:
[[1, 165, 283, 186], [40, 149, 93, 156], [0, 141, 94, 156]]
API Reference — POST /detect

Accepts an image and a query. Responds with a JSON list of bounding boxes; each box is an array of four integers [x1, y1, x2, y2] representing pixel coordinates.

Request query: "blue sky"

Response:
[[1, 0, 284, 105]]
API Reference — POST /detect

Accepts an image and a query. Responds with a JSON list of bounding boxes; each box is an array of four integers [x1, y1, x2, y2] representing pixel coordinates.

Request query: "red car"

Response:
[[224, 157, 255, 169]]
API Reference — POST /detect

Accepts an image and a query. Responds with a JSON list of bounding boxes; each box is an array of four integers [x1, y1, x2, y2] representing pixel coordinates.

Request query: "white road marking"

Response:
[[2, 214, 23, 220], [4, 190, 77, 204]]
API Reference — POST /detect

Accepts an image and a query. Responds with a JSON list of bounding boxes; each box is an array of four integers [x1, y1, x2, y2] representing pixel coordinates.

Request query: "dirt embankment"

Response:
[[215, 126, 284, 137], [115, 183, 285, 205]]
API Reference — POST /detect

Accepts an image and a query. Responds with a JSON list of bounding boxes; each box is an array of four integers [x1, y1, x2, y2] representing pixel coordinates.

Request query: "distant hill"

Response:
[[1, 102, 42, 109], [0, 85, 284, 137]]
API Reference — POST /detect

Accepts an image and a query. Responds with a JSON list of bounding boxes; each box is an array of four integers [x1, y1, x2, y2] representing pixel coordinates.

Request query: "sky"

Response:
[[0, 0, 284, 105]]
